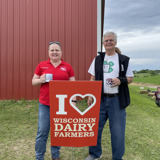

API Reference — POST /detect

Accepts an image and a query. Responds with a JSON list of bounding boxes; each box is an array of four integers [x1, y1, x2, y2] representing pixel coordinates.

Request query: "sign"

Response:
[[49, 81, 102, 147]]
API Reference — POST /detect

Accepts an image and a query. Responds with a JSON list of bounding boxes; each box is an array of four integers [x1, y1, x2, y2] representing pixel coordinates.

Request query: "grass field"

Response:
[[0, 85, 160, 160], [133, 73, 160, 85]]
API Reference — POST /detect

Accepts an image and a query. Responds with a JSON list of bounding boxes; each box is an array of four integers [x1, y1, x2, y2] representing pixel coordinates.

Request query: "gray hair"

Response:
[[103, 31, 117, 42]]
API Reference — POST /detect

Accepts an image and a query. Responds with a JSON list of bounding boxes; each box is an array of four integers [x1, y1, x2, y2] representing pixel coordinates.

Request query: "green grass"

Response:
[[1, 86, 160, 160], [124, 85, 160, 160], [76, 98, 88, 112], [133, 73, 160, 85]]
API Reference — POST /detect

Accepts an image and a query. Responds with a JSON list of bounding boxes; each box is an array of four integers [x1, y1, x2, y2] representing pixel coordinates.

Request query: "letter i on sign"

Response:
[[56, 95, 67, 115]]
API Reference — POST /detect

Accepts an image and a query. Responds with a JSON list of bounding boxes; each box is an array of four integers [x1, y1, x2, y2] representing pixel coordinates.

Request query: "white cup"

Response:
[[46, 74, 53, 82]]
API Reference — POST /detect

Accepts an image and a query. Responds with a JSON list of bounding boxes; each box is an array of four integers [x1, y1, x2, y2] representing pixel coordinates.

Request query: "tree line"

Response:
[[133, 69, 160, 76]]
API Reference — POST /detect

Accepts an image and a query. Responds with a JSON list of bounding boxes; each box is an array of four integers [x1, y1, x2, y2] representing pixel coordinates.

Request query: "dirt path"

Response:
[[130, 82, 158, 89]]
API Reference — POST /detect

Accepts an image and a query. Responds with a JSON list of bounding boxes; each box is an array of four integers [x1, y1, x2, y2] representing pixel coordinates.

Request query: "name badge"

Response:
[[103, 65, 109, 73]]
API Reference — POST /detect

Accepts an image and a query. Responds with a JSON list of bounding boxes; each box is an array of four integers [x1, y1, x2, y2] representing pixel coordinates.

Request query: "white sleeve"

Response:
[[126, 61, 134, 77], [88, 58, 95, 76]]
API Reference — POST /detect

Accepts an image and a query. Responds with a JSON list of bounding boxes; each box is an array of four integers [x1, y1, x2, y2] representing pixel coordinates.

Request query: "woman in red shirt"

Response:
[[32, 42, 75, 160]]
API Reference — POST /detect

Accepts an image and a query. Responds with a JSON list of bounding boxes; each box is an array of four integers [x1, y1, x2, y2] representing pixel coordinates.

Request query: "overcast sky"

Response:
[[104, 0, 160, 71]]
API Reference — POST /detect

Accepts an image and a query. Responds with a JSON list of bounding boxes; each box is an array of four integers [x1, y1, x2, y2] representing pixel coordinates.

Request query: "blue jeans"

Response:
[[35, 103, 61, 160], [89, 96, 126, 160]]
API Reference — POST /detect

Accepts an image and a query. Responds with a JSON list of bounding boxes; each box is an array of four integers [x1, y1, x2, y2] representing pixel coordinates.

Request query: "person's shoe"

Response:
[[52, 158, 60, 160], [85, 155, 101, 160]]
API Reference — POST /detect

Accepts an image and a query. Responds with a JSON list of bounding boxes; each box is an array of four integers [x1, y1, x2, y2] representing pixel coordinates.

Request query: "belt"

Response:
[[103, 93, 119, 98]]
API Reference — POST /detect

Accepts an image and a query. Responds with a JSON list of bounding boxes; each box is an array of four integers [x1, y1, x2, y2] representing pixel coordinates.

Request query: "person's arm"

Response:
[[112, 76, 133, 87], [90, 75, 95, 81], [127, 77, 133, 84], [69, 76, 77, 104], [32, 74, 46, 86], [87, 75, 95, 106], [152, 92, 157, 100], [152, 95, 156, 99]]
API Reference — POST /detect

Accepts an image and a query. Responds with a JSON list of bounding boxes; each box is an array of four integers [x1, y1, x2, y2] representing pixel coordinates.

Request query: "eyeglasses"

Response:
[[104, 39, 114, 43], [49, 41, 61, 45]]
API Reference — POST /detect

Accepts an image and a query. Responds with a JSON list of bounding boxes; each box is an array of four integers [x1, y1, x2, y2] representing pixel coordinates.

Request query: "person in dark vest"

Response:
[[85, 31, 134, 160], [152, 86, 160, 107]]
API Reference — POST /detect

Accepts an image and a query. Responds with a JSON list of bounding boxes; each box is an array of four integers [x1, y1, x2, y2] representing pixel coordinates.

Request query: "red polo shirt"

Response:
[[35, 59, 75, 105]]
